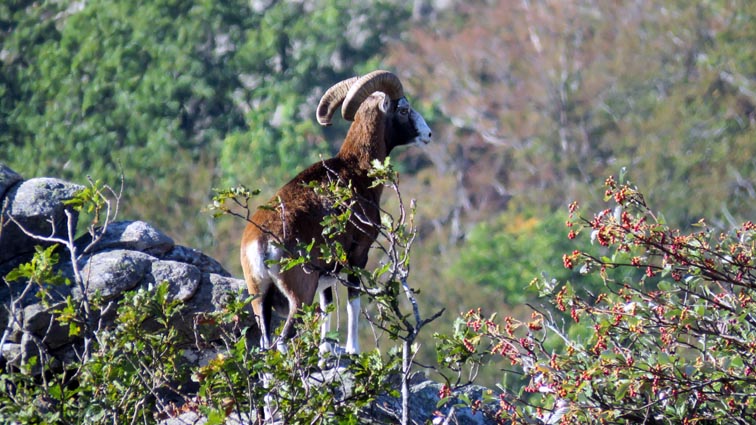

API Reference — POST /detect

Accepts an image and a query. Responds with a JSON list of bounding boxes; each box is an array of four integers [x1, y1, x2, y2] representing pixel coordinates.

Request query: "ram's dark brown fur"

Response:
[[240, 71, 431, 352]]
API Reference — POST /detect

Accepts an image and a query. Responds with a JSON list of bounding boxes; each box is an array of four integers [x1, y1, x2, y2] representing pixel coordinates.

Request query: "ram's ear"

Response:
[[379, 93, 390, 114]]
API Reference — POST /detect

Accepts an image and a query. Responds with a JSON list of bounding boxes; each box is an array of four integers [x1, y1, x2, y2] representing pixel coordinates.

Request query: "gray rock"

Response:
[[1, 342, 23, 365], [20, 332, 43, 369], [77, 220, 175, 256], [162, 245, 231, 276], [0, 282, 20, 337], [22, 301, 72, 349], [159, 411, 207, 425], [179, 273, 251, 341], [369, 375, 501, 424], [0, 163, 23, 200], [206, 273, 247, 308], [145, 260, 201, 302], [71, 249, 155, 301], [423, 381, 501, 424], [0, 177, 84, 264], [184, 273, 248, 318], [0, 260, 73, 339], [22, 302, 55, 334], [8, 178, 82, 218], [309, 362, 357, 401]]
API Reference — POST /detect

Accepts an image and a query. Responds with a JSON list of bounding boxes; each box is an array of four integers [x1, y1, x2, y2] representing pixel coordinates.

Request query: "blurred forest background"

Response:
[[3, 0, 756, 375]]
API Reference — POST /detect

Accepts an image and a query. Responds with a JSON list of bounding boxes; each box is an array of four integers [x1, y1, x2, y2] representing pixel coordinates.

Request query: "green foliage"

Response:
[[0, 279, 186, 423], [448, 208, 601, 305], [65, 177, 122, 239], [1, 247, 399, 423], [75, 282, 187, 422], [436, 173, 756, 423], [3, 0, 240, 176], [4, 244, 67, 288], [1, 0, 414, 255], [207, 184, 261, 220], [63, 179, 106, 214], [195, 300, 396, 424]]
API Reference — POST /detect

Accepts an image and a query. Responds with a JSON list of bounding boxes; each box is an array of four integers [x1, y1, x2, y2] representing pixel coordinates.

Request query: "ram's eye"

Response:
[[398, 106, 410, 116]]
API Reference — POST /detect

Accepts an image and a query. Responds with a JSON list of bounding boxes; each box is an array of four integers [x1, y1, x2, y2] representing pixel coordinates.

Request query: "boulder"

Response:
[[162, 245, 231, 276], [22, 301, 72, 349], [69, 249, 155, 301], [0, 176, 83, 264], [0, 164, 255, 397], [188, 273, 247, 313], [76, 220, 175, 256], [0, 163, 22, 200], [178, 273, 250, 341], [0, 164, 246, 371], [144, 260, 202, 302]]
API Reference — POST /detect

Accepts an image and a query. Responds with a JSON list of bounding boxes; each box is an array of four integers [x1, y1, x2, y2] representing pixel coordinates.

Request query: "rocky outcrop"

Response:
[[0, 164, 251, 371]]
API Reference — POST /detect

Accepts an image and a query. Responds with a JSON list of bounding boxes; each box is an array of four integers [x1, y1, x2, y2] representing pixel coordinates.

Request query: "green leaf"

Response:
[[658, 280, 672, 292], [205, 410, 226, 425], [437, 396, 453, 408], [615, 380, 631, 401], [457, 393, 471, 406]]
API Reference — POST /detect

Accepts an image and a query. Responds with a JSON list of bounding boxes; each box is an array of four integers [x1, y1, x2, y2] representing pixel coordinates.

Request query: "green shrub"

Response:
[[437, 173, 756, 423]]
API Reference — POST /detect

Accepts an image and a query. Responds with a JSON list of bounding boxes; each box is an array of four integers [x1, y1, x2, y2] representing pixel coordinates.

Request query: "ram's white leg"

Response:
[[319, 286, 332, 341], [245, 240, 280, 353], [316, 278, 345, 355], [345, 296, 360, 354]]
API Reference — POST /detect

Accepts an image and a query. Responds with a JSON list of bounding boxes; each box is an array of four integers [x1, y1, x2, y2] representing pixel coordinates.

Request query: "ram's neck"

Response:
[[337, 115, 388, 171]]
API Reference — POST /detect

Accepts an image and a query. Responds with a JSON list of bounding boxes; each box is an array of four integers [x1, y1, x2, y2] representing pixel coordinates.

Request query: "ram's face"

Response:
[[387, 97, 432, 147]]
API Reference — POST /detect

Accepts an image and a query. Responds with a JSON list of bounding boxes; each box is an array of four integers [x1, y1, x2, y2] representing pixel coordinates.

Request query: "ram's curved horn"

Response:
[[341, 70, 404, 121], [316, 76, 359, 126]]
